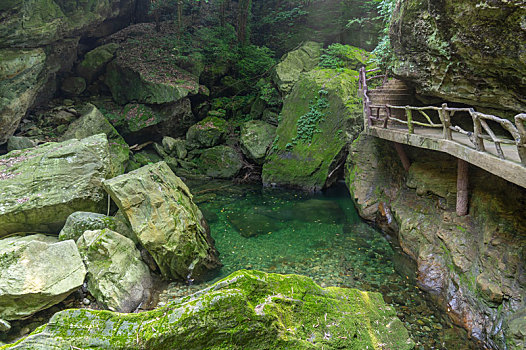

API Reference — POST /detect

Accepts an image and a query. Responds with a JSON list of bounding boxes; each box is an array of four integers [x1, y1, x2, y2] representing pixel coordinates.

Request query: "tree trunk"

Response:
[[237, 0, 251, 44]]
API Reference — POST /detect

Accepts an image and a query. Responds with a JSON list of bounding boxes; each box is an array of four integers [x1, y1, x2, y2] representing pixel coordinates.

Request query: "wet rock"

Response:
[[273, 41, 323, 94], [291, 199, 346, 224], [61, 103, 129, 176], [60, 76, 86, 96], [76, 43, 119, 83], [0, 234, 86, 321], [77, 229, 152, 313], [103, 162, 221, 282], [186, 116, 229, 149], [4, 270, 414, 350], [476, 273, 503, 304], [197, 145, 243, 179], [228, 211, 281, 238], [0, 134, 111, 237], [7, 136, 37, 152], [240, 120, 276, 164]]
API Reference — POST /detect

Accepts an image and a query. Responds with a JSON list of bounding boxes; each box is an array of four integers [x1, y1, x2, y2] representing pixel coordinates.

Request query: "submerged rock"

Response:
[[0, 134, 111, 237], [240, 120, 276, 164], [3, 270, 414, 350], [227, 212, 281, 238], [197, 145, 244, 179], [103, 162, 221, 282], [77, 229, 152, 313], [0, 235, 86, 321], [263, 68, 362, 191], [61, 103, 129, 176]]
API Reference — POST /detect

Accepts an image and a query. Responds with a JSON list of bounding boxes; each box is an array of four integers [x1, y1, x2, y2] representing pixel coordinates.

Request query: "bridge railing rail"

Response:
[[358, 67, 526, 166]]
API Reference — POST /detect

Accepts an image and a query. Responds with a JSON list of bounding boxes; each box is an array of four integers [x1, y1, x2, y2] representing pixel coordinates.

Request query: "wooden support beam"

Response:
[[393, 142, 411, 171], [456, 159, 469, 216]]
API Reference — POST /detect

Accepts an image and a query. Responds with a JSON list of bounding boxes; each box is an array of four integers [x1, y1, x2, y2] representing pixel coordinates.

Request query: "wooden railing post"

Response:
[[406, 108, 414, 134], [456, 159, 469, 216], [471, 110, 485, 152], [515, 114, 526, 166], [439, 103, 452, 140], [383, 105, 391, 128]]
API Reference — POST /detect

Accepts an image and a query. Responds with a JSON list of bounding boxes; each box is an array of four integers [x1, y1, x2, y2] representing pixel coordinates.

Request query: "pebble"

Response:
[[82, 298, 91, 306]]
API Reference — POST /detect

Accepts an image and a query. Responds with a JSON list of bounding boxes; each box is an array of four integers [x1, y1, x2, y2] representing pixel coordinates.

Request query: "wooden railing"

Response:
[[358, 67, 526, 166]]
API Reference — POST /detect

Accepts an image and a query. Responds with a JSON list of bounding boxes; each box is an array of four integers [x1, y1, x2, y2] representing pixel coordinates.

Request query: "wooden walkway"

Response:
[[358, 67, 526, 214]]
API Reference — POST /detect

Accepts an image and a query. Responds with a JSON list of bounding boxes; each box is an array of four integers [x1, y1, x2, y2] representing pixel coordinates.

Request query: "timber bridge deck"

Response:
[[358, 67, 526, 215]]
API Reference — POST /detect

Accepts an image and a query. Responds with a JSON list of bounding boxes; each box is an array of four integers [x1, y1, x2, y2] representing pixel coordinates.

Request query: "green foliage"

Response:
[[370, 0, 397, 71], [292, 89, 329, 144], [236, 45, 275, 81], [256, 80, 281, 107]]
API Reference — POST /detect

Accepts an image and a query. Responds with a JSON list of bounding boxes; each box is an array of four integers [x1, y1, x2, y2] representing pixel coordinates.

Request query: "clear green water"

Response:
[[160, 180, 478, 350]]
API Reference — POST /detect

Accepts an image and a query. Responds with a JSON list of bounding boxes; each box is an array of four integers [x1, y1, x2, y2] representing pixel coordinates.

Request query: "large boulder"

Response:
[[186, 116, 229, 149], [102, 162, 221, 282], [76, 43, 119, 83], [263, 68, 362, 191], [240, 120, 276, 164], [272, 41, 323, 94], [76, 229, 152, 313], [105, 58, 199, 105], [3, 270, 414, 350], [197, 145, 244, 179], [0, 234, 86, 321], [390, 0, 526, 115], [61, 103, 129, 176], [0, 48, 46, 144], [0, 134, 111, 237]]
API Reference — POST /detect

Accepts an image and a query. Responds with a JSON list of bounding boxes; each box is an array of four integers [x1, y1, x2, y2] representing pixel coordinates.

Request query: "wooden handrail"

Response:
[[358, 66, 526, 166]]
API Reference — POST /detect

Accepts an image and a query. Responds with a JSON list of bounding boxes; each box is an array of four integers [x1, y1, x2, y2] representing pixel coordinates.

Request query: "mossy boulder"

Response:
[[162, 136, 187, 159], [77, 43, 119, 83], [0, 48, 46, 144], [76, 229, 152, 313], [105, 59, 199, 105], [60, 76, 86, 96], [0, 234, 86, 321], [197, 145, 244, 179], [186, 116, 229, 149], [0, 134, 111, 237], [263, 68, 362, 191], [273, 41, 323, 94], [240, 120, 276, 164], [6, 136, 37, 152], [3, 270, 414, 349], [102, 162, 221, 282], [61, 103, 129, 176]]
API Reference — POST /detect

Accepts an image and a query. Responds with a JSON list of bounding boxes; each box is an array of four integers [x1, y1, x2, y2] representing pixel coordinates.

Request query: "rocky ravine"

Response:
[[345, 134, 526, 350]]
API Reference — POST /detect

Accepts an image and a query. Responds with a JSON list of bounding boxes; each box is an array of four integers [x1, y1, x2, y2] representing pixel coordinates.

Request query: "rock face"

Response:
[[0, 235, 86, 321], [345, 134, 526, 350], [77, 229, 152, 313], [272, 41, 322, 94], [197, 145, 244, 179], [0, 49, 46, 144], [240, 120, 276, 164], [102, 162, 221, 282], [263, 68, 362, 191], [3, 270, 414, 350], [390, 0, 526, 114], [61, 104, 129, 176], [0, 134, 111, 237]]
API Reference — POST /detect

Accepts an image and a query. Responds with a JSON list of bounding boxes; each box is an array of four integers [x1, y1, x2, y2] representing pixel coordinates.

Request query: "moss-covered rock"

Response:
[[76, 229, 152, 313], [60, 76, 86, 96], [61, 103, 129, 176], [197, 145, 244, 179], [0, 48, 46, 144], [272, 41, 323, 95], [263, 68, 362, 191], [0, 134, 111, 237], [77, 43, 119, 83], [186, 116, 229, 149], [102, 162, 221, 282], [2, 270, 414, 350], [6, 136, 37, 152], [0, 234, 86, 321], [105, 58, 199, 105], [240, 120, 276, 164], [390, 0, 526, 114]]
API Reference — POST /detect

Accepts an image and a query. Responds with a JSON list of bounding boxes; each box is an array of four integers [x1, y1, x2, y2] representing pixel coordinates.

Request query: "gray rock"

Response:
[[0, 234, 86, 320], [7, 136, 37, 152], [197, 145, 243, 179], [58, 212, 112, 242], [61, 76, 86, 96], [0, 134, 112, 237], [240, 120, 276, 164], [162, 136, 187, 159], [77, 229, 152, 313]]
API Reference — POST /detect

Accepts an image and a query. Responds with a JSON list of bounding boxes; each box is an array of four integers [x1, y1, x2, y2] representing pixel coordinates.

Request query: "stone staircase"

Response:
[[367, 79, 414, 119]]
